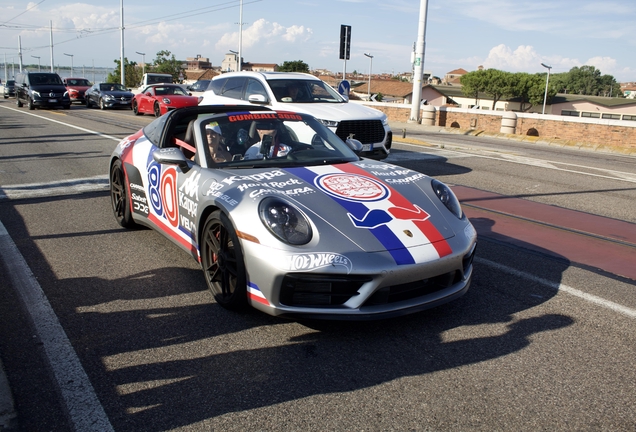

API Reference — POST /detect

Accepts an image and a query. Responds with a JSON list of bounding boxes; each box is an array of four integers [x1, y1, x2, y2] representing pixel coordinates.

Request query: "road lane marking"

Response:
[[477, 257, 636, 318], [394, 142, 636, 184], [0, 175, 109, 200], [0, 221, 114, 431], [0, 105, 121, 142]]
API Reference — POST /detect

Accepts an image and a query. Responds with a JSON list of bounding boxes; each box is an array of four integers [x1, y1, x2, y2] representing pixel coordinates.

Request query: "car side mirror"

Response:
[[145, 92, 152, 96], [188, 92, 192, 96], [247, 94, 268, 104], [152, 147, 191, 171], [345, 138, 363, 154]]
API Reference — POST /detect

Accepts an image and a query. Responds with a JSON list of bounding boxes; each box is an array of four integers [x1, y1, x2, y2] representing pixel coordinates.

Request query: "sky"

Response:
[[1, 0, 635, 82]]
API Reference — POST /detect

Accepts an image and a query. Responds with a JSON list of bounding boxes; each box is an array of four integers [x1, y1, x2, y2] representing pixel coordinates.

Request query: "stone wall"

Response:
[[362, 102, 636, 153]]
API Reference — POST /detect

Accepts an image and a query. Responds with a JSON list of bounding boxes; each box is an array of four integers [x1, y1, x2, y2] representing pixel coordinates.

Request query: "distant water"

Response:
[[1, 65, 114, 84]]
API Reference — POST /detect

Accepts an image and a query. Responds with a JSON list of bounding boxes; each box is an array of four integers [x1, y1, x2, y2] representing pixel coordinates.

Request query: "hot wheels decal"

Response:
[[282, 253, 352, 274]]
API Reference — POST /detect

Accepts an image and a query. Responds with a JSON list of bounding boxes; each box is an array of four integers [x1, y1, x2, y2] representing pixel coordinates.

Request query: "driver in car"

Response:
[[243, 121, 291, 160]]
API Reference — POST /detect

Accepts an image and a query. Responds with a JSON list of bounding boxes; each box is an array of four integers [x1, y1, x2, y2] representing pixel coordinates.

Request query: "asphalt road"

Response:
[[0, 100, 635, 431]]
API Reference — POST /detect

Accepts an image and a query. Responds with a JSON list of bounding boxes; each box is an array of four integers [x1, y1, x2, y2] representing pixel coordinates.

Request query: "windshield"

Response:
[[100, 84, 126, 92], [193, 111, 359, 168], [148, 75, 173, 84], [67, 79, 91, 86], [153, 86, 188, 96], [29, 73, 63, 85], [267, 79, 345, 104]]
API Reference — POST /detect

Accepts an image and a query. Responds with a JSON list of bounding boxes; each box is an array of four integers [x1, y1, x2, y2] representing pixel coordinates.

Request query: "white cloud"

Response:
[[214, 18, 312, 51]]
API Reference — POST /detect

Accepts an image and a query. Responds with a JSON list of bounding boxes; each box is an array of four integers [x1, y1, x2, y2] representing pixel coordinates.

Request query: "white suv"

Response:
[[199, 72, 392, 159]]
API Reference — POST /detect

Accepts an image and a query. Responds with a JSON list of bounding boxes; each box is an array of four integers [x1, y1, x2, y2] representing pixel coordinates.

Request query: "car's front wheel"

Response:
[[132, 101, 141, 115], [16, 97, 23, 107], [85, 97, 92, 108], [27, 97, 35, 110], [154, 102, 161, 117], [201, 211, 248, 311], [109, 159, 137, 228], [99, 98, 106, 110]]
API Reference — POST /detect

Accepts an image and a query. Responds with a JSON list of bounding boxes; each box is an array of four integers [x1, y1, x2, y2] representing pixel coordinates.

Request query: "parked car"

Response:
[[199, 72, 392, 160], [2, 79, 15, 99], [63, 77, 92, 104], [132, 83, 200, 117], [186, 79, 210, 97], [109, 105, 476, 319], [14, 72, 71, 110], [85, 83, 134, 110]]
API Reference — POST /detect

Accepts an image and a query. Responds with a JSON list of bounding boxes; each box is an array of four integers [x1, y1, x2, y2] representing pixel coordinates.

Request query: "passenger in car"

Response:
[[205, 122, 232, 163]]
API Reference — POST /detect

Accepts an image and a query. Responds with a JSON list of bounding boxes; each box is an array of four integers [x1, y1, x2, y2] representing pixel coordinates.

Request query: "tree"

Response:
[[460, 69, 488, 106], [277, 60, 310, 73], [481, 69, 515, 109], [105, 58, 141, 87], [512, 72, 555, 112], [152, 50, 184, 82]]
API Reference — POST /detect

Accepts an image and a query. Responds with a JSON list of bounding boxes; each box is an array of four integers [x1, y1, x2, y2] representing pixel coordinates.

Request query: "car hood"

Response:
[[273, 101, 386, 122], [214, 160, 456, 256], [29, 84, 68, 93], [103, 91, 134, 97], [67, 86, 91, 91]]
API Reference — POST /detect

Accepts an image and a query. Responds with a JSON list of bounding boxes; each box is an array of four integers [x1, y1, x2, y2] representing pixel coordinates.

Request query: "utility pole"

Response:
[[120, 0, 125, 87], [409, 0, 429, 123]]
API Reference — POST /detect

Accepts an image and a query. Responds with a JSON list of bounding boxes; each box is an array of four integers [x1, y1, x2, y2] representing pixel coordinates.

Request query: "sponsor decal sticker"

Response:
[[282, 253, 353, 274]]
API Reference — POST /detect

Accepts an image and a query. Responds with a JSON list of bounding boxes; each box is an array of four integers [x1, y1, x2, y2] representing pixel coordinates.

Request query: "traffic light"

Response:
[[339, 25, 351, 60]]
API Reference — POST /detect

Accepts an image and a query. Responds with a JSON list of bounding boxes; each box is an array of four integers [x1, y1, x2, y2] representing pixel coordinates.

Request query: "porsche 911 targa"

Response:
[[109, 106, 477, 319]]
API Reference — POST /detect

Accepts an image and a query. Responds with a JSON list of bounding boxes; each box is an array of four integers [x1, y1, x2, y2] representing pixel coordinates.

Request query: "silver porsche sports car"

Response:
[[109, 106, 477, 319]]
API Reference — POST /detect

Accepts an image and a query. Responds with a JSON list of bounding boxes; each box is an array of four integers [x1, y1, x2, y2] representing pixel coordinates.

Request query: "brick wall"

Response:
[[363, 103, 636, 152]]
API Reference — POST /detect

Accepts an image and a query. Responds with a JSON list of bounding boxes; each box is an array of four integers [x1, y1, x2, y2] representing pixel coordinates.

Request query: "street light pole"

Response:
[[364, 52, 373, 100], [63, 53, 73, 76], [541, 63, 552, 115], [136, 51, 145, 77], [31, 55, 41, 71]]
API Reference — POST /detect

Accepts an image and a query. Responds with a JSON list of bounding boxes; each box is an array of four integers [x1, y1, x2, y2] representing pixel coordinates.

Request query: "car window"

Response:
[[143, 114, 170, 146], [208, 78, 226, 95], [267, 79, 344, 103], [245, 79, 267, 100], [220, 77, 246, 99], [192, 112, 358, 169]]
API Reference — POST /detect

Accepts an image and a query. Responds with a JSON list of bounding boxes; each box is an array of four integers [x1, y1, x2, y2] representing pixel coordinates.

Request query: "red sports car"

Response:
[[132, 84, 200, 117]]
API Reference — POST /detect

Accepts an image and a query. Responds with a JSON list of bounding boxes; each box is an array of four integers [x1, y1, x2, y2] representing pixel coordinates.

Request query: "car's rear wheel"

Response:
[[132, 101, 141, 115], [99, 98, 106, 110], [154, 102, 161, 117], [109, 159, 137, 228], [201, 211, 248, 311]]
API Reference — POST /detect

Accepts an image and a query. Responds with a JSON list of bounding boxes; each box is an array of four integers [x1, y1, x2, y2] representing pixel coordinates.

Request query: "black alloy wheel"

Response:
[[132, 101, 141, 115], [201, 211, 248, 310], [109, 159, 137, 228], [154, 102, 161, 117]]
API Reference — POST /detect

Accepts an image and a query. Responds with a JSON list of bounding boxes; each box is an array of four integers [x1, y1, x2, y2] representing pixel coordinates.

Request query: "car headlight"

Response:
[[103, 94, 114, 100], [319, 119, 338, 128], [382, 116, 389, 126], [259, 197, 312, 245], [32, 91, 41, 97], [431, 179, 463, 219], [162, 97, 171, 104]]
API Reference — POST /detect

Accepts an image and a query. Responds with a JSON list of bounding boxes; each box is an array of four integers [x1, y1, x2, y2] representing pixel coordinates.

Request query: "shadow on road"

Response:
[[0, 187, 574, 430]]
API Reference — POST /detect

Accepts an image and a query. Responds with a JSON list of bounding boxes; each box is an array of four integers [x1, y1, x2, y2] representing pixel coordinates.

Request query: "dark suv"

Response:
[[15, 72, 71, 110]]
